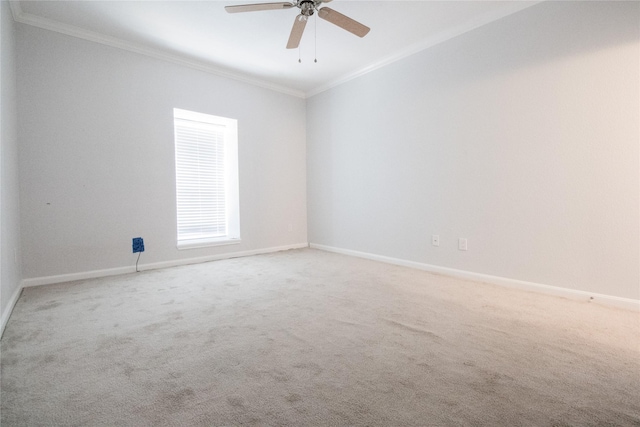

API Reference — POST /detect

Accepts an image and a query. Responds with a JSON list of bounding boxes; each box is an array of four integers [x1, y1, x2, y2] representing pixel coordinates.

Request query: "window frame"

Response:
[[173, 108, 240, 250]]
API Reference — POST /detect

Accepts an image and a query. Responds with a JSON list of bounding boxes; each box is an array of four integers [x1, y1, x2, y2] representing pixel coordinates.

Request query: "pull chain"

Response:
[[314, 13, 317, 63], [298, 45, 301, 63]]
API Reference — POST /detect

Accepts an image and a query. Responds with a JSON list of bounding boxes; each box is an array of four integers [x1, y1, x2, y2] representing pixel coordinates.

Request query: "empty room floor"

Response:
[[1, 248, 638, 426]]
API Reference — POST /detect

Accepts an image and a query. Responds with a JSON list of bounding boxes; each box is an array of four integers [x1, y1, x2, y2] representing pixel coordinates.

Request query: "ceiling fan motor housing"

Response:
[[298, 0, 317, 17]]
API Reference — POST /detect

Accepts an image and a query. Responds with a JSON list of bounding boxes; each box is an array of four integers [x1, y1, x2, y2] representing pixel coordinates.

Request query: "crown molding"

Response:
[[9, 0, 540, 100], [305, 1, 542, 98], [8, 1, 306, 99]]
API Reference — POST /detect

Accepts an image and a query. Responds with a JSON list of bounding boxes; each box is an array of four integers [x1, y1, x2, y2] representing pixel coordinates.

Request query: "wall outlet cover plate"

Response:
[[458, 238, 467, 251]]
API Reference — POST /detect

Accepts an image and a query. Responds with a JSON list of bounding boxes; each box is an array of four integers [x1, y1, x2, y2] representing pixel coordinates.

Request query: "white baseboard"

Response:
[[23, 266, 133, 288], [310, 243, 640, 311], [21, 243, 309, 288], [1, 283, 24, 338]]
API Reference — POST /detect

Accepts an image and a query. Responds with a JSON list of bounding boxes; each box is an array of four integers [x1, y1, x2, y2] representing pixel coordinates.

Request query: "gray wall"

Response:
[[1, 0, 23, 323], [17, 24, 307, 279], [8, 1, 640, 302], [307, 1, 640, 300]]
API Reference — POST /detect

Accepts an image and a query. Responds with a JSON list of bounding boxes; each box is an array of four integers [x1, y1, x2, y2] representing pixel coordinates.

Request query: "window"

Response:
[[173, 108, 240, 249]]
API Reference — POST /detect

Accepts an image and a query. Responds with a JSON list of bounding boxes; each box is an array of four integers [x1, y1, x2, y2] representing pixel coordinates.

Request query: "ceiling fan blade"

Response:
[[286, 15, 307, 49], [318, 7, 370, 38], [225, 2, 294, 13]]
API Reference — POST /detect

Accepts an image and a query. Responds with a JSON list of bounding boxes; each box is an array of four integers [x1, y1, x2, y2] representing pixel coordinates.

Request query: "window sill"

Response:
[[177, 238, 242, 250]]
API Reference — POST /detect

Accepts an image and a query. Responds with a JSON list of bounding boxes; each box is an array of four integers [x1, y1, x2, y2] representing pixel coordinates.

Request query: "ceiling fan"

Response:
[[225, 0, 370, 49]]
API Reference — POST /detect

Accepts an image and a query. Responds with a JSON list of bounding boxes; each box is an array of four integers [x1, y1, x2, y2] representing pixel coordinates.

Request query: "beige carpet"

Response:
[[1, 248, 639, 426]]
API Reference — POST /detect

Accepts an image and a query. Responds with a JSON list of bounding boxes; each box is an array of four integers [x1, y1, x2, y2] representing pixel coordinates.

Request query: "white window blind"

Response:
[[174, 109, 240, 248]]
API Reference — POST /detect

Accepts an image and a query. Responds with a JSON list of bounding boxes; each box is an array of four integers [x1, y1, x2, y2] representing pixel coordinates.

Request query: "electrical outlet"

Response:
[[132, 237, 145, 253], [432, 235, 440, 246], [458, 238, 468, 251]]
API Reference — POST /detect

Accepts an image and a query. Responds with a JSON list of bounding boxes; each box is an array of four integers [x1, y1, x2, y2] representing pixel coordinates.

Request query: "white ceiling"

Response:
[[11, 0, 538, 97]]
